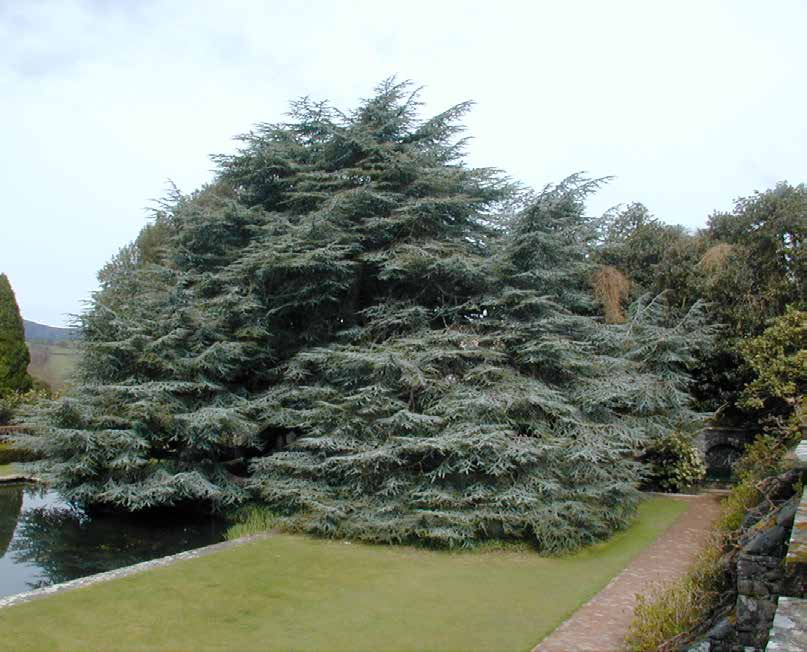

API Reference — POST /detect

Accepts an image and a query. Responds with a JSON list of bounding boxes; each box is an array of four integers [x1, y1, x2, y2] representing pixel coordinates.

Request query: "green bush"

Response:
[[733, 435, 788, 483], [716, 479, 762, 533], [717, 434, 791, 533], [643, 432, 707, 492]]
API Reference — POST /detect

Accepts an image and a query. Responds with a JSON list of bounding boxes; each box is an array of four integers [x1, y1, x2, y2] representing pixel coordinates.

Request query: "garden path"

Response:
[[533, 492, 725, 652]]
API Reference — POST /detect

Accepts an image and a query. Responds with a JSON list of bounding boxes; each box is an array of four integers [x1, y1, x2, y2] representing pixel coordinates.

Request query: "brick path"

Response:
[[533, 492, 725, 652]]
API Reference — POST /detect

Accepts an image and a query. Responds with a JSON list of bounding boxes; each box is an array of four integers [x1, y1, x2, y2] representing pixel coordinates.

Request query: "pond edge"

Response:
[[0, 532, 273, 611]]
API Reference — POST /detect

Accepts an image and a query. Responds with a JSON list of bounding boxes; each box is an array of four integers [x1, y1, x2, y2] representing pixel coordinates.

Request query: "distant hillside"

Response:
[[23, 319, 81, 343]]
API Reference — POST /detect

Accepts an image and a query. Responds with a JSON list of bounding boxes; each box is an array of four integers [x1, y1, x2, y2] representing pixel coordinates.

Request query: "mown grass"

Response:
[[0, 463, 16, 477], [0, 497, 685, 652]]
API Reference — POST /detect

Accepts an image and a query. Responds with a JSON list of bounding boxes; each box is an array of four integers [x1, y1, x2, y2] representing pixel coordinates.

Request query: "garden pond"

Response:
[[0, 483, 227, 600]]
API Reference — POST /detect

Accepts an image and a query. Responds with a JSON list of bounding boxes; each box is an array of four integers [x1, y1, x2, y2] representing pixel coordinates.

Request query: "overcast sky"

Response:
[[2, 0, 806, 326]]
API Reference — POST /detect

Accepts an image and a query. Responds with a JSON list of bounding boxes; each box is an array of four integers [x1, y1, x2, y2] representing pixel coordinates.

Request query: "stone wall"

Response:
[[686, 471, 801, 652], [734, 496, 797, 649]]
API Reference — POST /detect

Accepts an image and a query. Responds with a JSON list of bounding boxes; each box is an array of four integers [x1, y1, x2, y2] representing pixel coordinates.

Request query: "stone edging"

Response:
[[0, 532, 272, 611], [0, 475, 37, 484], [643, 489, 730, 499]]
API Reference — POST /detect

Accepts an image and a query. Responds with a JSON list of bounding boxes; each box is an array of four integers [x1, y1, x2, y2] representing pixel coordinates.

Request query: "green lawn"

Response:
[[0, 464, 16, 477], [0, 497, 686, 652]]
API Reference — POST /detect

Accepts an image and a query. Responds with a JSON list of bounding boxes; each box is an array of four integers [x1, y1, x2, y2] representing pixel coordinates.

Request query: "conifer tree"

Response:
[[0, 273, 32, 395], [21, 81, 710, 549], [248, 176, 709, 550]]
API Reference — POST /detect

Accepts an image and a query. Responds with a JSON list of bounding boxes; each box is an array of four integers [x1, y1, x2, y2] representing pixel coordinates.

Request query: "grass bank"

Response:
[[0, 496, 686, 652]]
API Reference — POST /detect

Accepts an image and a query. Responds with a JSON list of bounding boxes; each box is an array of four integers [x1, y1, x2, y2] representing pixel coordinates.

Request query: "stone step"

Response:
[[783, 483, 807, 603], [796, 440, 807, 471], [784, 452, 807, 601], [785, 486, 807, 563], [766, 597, 807, 651]]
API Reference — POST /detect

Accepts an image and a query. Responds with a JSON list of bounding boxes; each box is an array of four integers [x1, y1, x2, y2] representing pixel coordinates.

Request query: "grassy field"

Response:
[[26, 342, 80, 391], [0, 497, 686, 652], [0, 464, 16, 477]]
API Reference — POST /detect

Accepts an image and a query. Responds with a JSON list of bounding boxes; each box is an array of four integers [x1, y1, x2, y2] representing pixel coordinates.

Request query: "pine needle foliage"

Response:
[[20, 81, 709, 550], [247, 171, 710, 551]]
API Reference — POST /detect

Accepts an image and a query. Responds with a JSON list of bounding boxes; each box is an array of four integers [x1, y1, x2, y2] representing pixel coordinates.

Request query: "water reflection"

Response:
[[0, 487, 22, 557], [0, 484, 226, 599]]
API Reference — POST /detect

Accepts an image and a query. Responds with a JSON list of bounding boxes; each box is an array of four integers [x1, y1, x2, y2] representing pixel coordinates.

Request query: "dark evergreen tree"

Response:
[[0, 273, 32, 395], [21, 81, 709, 549]]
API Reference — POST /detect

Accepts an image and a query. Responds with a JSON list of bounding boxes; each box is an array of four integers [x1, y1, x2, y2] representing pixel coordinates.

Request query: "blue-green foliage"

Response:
[[19, 80, 711, 550]]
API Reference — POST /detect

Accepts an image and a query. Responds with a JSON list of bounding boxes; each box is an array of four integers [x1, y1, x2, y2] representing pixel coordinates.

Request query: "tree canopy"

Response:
[[739, 307, 806, 424], [21, 81, 709, 550], [596, 183, 806, 419]]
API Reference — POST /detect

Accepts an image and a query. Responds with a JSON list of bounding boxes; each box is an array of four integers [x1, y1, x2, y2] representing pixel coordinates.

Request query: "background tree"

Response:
[[597, 203, 703, 309], [0, 273, 32, 396], [595, 183, 806, 421], [737, 307, 806, 442], [702, 182, 805, 336]]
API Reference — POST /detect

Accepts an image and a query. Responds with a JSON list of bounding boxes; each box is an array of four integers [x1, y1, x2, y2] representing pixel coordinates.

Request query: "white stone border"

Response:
[[0, 532, 272, 610], [0, 475, 36, 484]]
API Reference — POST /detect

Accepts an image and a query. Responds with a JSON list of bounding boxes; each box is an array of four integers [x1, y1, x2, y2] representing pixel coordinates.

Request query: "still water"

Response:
[[0, 484, 227, 600]]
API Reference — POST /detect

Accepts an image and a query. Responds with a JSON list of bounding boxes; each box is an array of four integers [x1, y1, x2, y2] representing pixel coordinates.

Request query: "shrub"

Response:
[[0, 441, 34, 465], [733, 435, 788, 483], [643, 432, 706, 492], [0, 387, 50, 426], [716, 479, 761, 533]]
